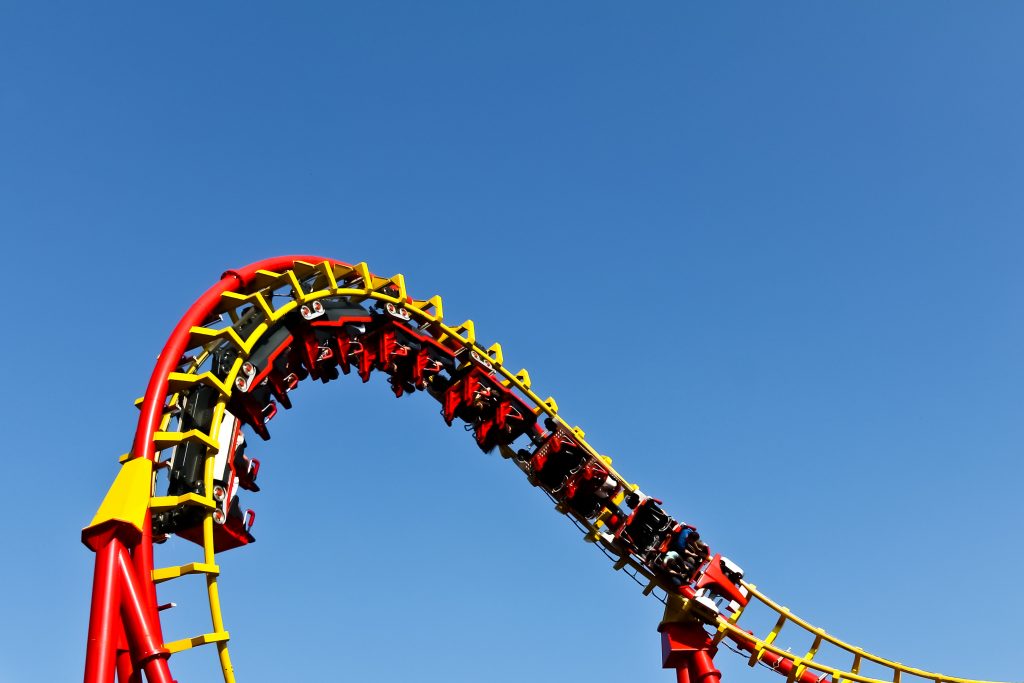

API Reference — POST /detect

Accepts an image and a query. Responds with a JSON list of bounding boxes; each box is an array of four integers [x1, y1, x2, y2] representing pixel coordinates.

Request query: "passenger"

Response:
[[671, 527, 698, 555], [594, 474, 618, 500], [658, 550, 687, 586], [468, 384, 497, 417]]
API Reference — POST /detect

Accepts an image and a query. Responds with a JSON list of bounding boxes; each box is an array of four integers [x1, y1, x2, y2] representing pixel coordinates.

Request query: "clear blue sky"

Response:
[[1, 3, 1021, 682]]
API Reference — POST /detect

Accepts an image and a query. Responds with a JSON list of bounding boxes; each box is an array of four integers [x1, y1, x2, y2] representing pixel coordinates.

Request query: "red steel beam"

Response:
[[83, 530, 123, 683], [725, 629, 825, 683], [115, 544, 172, 683]]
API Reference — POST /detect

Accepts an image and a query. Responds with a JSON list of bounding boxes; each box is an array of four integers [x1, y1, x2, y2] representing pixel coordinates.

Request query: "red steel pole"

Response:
[[690, 650, 722, 683], [660, 620, 723, 683], [114, 650, 135, 683], [725, 630, 823, 683], [114, 618, 139, 683], [130, 515, 162, 653], [83, 532, 124, 683], [117, 537, 173, 682]]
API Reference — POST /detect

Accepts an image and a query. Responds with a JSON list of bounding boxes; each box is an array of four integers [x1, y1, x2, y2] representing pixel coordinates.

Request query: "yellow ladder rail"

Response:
[[164, 631, 230, 655], [152, 562, 220, 584]]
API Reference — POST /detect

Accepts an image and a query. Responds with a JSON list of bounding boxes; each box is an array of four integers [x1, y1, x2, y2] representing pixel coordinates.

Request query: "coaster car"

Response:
[[438, 357, 540, 453], [564, 462, 621, 519], [616, 494, 674, 556], [651, 525, 708, 586], [154, 387, 259, 552], [529, 430, 589, 492], [284, 297, 373, 382], [359, 313, 456, 395]]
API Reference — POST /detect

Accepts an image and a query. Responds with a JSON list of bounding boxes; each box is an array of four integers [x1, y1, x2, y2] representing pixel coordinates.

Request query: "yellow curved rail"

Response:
[[708, 583, 1006, 683]]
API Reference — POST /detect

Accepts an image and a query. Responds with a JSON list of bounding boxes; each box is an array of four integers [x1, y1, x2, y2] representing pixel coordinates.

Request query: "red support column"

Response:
[[83, 531, 124, 683], [690, 649, 722, 683], [660, 621, 721, 683], [130, 516, 164, 648], [114, 619, 139, 683], [84, 522, 174, 683], [116, 545, 174, 683]]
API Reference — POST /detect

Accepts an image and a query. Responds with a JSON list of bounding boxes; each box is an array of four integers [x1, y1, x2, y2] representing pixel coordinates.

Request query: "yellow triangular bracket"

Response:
[[485, 343, 504, 366], [314, 261, 339, 290], [444, 320, 475, 344], [83, 458, 154, 542], [348, 262, 373, 292], [378, 273, 407, 300], [503, 368, 532, 390], [423, 295, 444, 321], [535, 396, 558, 415], [660, 593, 691, 627]]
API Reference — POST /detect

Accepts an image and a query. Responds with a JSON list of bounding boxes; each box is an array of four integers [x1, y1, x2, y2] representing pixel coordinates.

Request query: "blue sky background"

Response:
[[1, 3, 1022, 682]]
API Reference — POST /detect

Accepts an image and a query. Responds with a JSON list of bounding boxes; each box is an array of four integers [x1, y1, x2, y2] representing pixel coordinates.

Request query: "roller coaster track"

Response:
[[82, 255, 1010, 683]]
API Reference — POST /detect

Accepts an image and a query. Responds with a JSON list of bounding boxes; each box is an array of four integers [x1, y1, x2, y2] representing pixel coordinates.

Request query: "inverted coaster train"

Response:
[[82, 256, 1007, 683]]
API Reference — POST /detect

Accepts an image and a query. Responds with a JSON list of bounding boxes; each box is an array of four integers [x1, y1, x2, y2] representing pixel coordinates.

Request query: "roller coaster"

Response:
[[82, 256, 1009, 683]]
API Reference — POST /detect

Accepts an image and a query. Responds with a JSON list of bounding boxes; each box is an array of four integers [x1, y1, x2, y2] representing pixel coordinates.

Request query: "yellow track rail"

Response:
[[116, 259, 1007, 683], [710, 582, 1004, 683]]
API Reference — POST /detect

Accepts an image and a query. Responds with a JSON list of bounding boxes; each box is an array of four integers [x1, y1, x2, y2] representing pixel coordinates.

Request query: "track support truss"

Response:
[[81, 256, 1012, 683]]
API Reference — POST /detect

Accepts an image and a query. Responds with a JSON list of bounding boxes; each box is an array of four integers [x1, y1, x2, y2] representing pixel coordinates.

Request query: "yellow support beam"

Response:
[[351, 262, 373, 293], [485, 342, 504, 366], [250, 268, 286, 291], [164, 631, 230, 655], [315, 260, 339, 290], [149, 492, 216, 512], [166, 371, 234, 397], [441, 319, 476, 344], [285, 269, 306, 301], [186, 326, 248, 354], [153, 429, 218, 452], [380, 273, 407, 300], [536, 396, 558, 415], [507, 368, 531, 389], [412, 294, 444, 322], [152, 562, 220, 584]]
